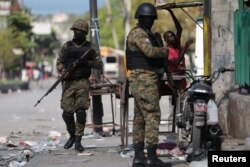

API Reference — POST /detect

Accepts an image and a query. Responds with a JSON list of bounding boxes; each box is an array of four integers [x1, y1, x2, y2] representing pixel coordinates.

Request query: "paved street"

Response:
[[0, 78, 246, 167]]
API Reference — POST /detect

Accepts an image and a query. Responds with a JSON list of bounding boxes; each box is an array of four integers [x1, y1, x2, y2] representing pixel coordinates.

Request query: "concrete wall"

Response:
[[229, 92, 250, 137], [211, 0, 238, 135]]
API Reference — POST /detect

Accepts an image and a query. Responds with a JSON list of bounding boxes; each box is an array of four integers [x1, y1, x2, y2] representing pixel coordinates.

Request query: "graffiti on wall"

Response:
[[216, 24, 234, 67]]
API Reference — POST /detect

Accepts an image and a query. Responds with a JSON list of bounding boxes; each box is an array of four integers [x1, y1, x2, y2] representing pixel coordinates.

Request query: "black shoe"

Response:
[[64, 136, 75, 149], [133, 158, 145, 167], [133, 153, 145, 167], [75, 136, 84, 152], [145, 158, 172, 167], [62, 111, 75, 149], [146, 144, 172, 167], [132, 143, 145, 167]]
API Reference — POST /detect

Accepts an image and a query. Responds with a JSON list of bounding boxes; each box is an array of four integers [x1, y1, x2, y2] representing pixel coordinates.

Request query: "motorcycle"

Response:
[[175, 67, 234, 161]]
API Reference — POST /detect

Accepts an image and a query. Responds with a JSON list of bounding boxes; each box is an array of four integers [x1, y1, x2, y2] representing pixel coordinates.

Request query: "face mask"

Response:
[[74, 30, 86, 41], [139, 17, 155, 30]]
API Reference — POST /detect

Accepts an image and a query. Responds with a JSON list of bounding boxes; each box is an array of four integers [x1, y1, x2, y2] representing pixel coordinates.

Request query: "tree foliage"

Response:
[[0, 10, 34, 79], [0, 9, 61, 79], [0, 29, 19, 72], [34, 30, 61, 59], [8, 10, 34, 49], [98, 0, 125, 49]]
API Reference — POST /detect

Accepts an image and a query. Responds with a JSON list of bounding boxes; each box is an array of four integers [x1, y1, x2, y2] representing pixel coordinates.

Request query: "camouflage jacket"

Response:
[[126, 26, 168, 77], [126, 26, 168, 59]]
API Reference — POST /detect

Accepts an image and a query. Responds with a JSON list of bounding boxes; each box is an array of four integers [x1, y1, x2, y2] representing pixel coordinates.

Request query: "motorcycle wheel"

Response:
[[192, 119, 202, 152], [178, 103, 191, 142]]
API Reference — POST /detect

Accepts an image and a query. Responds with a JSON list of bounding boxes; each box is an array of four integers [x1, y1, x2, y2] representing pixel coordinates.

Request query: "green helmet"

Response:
[[70, 19, 89, 32]]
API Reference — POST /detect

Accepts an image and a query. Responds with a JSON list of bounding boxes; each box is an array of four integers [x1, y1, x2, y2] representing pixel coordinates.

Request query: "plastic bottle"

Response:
[[207, 99, 218, 125]]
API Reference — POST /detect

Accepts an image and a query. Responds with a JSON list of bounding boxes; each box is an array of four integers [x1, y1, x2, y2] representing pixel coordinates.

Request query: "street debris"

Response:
[[8, 160, 26, 167], [170, 147, 184, 156], [77, 152, 94, 156], [47, 131, 61, 146], [120, 144, 135, 158], [1, 128, 124, 167], [0, 137, 9, 144], [0, 130, 63, 167], [156, 134, 185, 157]]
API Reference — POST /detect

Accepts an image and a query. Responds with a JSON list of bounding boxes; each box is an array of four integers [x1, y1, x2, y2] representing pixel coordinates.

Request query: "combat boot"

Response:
[[75, 136, 84, 152], [62, 112, 75, 149], [145, 145, 172, 167], [133, 142, 146, 167], [64, 134, 75, 149]]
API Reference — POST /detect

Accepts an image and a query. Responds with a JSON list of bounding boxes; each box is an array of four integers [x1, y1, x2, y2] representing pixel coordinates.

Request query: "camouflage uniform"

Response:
[[56, 19, 102, 152], [126, 26, 168, 146], [129, 3, 172, 167], [57, 41, 101, 136]]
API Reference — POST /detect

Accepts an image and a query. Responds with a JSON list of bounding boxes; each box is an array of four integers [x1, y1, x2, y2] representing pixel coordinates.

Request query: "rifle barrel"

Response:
[[34, 77, 63, 107], [34, 48, 92, 107]]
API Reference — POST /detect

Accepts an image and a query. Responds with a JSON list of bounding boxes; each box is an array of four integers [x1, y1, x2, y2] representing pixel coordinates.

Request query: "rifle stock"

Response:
[[34, 49, 92, 107]]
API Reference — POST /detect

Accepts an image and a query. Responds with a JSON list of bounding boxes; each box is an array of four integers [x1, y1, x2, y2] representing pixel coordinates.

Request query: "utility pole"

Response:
[[89, 0, 104, 133]]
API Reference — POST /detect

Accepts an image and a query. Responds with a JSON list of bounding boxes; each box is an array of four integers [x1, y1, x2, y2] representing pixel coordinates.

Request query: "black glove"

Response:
[[85, 49, 97, 60]]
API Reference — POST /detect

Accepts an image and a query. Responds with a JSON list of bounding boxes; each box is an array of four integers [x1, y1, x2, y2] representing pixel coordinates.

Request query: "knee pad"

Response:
[[76, 109, 86, 124]]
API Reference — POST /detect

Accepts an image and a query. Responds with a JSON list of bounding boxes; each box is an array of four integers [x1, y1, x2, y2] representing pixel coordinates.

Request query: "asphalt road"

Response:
[[0, 78, 130, 136], [0, 78, 190, 167]]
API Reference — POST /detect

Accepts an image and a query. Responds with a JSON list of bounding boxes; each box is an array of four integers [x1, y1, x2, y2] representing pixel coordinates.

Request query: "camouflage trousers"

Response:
[[128, 70, 161, 146], [61, 79, 90, 136]]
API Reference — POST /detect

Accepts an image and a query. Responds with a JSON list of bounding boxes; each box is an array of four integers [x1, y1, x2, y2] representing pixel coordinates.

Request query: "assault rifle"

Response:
[[34, 49, 94, 107]]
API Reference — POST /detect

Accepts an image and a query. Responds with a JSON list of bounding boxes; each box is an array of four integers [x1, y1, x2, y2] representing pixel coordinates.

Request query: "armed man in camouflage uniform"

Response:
[[126, 3, 172, 167], [56, 19, 102, 152]]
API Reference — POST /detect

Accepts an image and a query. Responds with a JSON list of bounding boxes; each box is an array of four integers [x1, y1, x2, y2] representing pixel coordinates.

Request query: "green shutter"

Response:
[[234, 8, 250, 86]]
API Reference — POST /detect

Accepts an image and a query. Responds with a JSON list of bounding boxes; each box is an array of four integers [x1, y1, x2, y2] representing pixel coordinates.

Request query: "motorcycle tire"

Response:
[[192, 119, 202, 152], [177, 102, 191, 142]]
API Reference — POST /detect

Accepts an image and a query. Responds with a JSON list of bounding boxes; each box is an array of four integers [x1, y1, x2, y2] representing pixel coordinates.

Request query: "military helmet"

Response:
[[135, 3, 157, 19], [70, 19, 89, 32]]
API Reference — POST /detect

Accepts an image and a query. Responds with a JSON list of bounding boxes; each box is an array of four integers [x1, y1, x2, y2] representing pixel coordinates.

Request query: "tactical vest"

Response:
[[126, 27, 164, 71], [65, 41, 92, 79]]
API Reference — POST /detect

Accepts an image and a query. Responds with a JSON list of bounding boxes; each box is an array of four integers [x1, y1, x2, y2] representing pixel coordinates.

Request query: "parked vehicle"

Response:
[[176, 67, 234, 161], [102, 54, 119, 79], [100, 46, 125, 80]]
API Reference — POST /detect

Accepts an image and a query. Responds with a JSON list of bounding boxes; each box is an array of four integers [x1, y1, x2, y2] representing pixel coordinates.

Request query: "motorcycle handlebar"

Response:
[[211, 67, 235, 83], [219, 67, 235, 73], [184, 67, 234, 83]]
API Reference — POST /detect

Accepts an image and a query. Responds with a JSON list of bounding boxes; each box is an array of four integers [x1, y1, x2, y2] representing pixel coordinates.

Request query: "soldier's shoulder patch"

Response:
[[145, 38, 150, 43]]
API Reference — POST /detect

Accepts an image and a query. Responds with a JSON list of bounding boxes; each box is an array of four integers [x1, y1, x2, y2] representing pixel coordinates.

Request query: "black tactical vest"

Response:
[[126, 27, 164, 71], [65, 41, 92, 79]]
